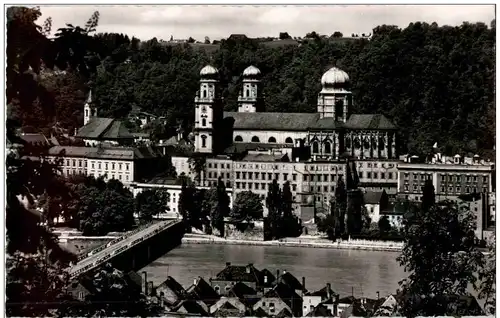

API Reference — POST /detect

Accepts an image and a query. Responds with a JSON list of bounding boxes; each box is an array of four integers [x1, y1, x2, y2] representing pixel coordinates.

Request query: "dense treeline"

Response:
[[85, 21, 496, 156]]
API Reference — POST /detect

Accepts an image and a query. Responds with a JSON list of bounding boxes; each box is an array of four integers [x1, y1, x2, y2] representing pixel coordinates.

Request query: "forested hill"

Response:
[[19, 21, 496, 156]]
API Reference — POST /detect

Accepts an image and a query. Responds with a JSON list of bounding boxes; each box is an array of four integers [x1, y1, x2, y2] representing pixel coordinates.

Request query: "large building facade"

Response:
[[172, 65, 399, 217]]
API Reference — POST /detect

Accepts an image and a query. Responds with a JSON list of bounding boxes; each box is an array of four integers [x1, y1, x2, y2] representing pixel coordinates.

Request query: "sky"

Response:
[[36, 5, 495, 41]]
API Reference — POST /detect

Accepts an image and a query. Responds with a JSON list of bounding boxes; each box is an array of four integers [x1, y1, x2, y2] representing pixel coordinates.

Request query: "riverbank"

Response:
[[182, 233, 404, 252]]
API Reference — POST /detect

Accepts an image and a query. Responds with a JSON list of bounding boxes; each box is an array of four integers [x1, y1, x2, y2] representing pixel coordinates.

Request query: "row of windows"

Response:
[[208, 162, 231, 169], [235, 182, 298, 192], [63, 169, 130, 182], [360, 171, 394, 180], [234, 135, 285, 143], [235, 172, 298, 181], [303, 174, 343, 182], [304, 185, 336, 193], [403, 184, 488, 194], [359, 162, 395, 169], [208, 172, 231, 179], [404, 172, 489, 183], [66, 159, 131, 171]]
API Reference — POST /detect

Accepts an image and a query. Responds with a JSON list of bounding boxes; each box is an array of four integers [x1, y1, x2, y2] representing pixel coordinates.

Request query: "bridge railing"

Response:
[[76, 221, 156, 262], [70, 220, 179, 278]]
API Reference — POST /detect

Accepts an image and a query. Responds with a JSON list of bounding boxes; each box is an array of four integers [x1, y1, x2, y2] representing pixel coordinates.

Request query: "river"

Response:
[[141, 243, 407, 298]]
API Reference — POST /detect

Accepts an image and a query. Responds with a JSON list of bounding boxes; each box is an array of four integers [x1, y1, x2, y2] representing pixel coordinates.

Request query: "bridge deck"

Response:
[[69, 220, 180, 278]]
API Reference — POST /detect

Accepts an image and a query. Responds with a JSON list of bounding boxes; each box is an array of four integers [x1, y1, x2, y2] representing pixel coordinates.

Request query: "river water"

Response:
[[141, 243, 407, 298]]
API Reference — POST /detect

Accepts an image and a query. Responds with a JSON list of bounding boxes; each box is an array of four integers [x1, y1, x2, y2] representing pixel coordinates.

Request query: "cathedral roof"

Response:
[[77, 117, 133, 140], [345, 114, 397, 130], [224, 112, 396, 131], [321, 67, 350, 87], [243, 65, 261, 77], [200, 65, 219, 77]]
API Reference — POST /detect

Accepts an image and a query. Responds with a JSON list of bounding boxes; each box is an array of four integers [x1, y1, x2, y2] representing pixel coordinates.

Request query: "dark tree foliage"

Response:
[[85, 21, 494, 155], [265, 179, 282, 240], [282, 181, 293, 218], [421, 178, 435, 212], [378, 215, 392, 234], [77, 177, 135, 235], [212, 177, 231, 237], [477, 233, 496, 314], [231, 191, 264, 220], [264, 180, 302, 240], [333, 176, 347, 237], [135, 189, 169, 222], [397, 181, 484, 317]]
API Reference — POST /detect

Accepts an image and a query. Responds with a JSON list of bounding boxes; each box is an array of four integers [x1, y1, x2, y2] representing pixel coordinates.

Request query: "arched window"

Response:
[[214, 286, 220, 294], [203, 90, 207, 98], [268, 137, 276, 143], [235, 135, 243, 142], [251, 136, 260, 142], [246, 89, 250, 97], [201, 135, 207, 148], [324, 141, 331, 154], [285, 137, 293, 144], [85, 109, 89, 117], [202, 118, 206, 127], [312, 141, 319, 154]]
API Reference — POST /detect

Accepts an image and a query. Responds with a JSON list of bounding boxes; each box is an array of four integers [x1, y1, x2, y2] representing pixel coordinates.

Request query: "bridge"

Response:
[[69, 219, 185, 279]]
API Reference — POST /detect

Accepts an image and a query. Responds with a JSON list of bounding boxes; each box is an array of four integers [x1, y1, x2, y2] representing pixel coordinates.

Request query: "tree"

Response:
[[332, 31, 343, 38], [333, 176, 347, 237], [204, 36, 210, 44], [232, 191, 263, 220], [477, 233, 495, 314], [317, 214, 336, 239], [211, 177, 230, 237], [77, 177, 135, 235], [421, 179, 435, 212], [135, 189, 169, 222], [397, 181, 484, 316], [282, 181, 294, 218], [265, 179, 282, 240], [187, 37, 195, 43], [378, 215, 392, 234], [279, 32, 291, 40]]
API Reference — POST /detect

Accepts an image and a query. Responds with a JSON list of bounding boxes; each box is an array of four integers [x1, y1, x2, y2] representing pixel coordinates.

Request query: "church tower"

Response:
[[194, 65, 222, 153], [83, 90, 97, 126], [317, 67, 352, 122], [238, 65, 264, 112]]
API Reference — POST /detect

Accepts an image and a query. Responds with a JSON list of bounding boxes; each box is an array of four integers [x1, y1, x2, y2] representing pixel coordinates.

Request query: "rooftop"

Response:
[[77, 117, 133, 140], [48, 145, 163, 160]]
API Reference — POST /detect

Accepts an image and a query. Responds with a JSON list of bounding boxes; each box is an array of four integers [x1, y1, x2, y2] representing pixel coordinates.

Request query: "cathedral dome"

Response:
[[200, 65, 219, 77], [321, 67, 350, 87], [243, 65, 261, 77]]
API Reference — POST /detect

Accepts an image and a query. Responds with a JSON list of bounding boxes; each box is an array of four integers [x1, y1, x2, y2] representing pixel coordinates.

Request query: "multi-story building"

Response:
[[169, 64, 399, 218], [48, 145, 163, 185], [397, 154, 495, 202]]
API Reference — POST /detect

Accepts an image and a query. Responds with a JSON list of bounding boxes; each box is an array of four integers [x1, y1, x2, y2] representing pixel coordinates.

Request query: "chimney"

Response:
[[326, 283, 331, 300], [226, 262, 231, 267], [142, 271, 148, 295], [302, 277, 306, 291], [283, 269, 287, 275], [148, 281, 154, 296]]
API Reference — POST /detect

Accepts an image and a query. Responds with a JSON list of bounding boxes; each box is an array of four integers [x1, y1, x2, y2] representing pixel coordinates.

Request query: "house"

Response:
[[128, 105, 159, 128], [77, 117, 134, 146], [337, 295, 356, 315], [185, 276, 220, 307], [277, 270, 307, 296], [228, 281, 260, 307], [275, 307, 293, 318], [302, 283, 336, 316], [210, 262, 261, 295], [373, 294, 400, 316], [67, 276, 97, 301], [320, 297, 338, 316], [363, 190, 389, 223], [258, 268, 277, 293], [306, 303, 334, 317], [210, 296, 247, 317], [380, 201, 406, 229], [154, 276, 186, 309], [253, 283, 302, 317], [170, 299, 209, 316]]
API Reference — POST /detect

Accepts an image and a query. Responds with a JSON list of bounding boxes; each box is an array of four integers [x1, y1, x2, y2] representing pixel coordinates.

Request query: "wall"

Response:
[[233, 130, 307, 144], [302, 296, 322, 316]]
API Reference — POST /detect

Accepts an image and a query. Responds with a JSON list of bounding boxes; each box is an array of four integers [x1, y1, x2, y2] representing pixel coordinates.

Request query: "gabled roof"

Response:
[[264, 283, 300, 309], [156, 276, 186, 297], [258, 268, 276, 287], [77, 117, 133, 140], [306, 285, 336, 299], [174, 299, 208, 316], [228, 282, 259, 306], [311, 117, 345, 130], [253, 307, 268, 317], [275, 307, 293, 318], [214, 264, 261, 283], [224, 111, 319, 131], [278, 271, 304, 291], [20, 133, 50, 146], [345, 114, 397, 130], [363, 190, 386, 204], [306, 304, 333, 317], [338, 295, 357, 304], [186, 277, 220, 306]]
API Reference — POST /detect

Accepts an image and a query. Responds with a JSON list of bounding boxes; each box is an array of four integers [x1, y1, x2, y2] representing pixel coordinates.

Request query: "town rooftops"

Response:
[[306, 304, 332, 317], [241, 151, 289, 162], [363, 190, 387, 205], [186, 277, 220, 306], [155, 276, 186, 298], [48, 145, 162, 160], [213, 263, 260, 283], [306, 284, 336, 299], [278, 271, 304, 291], [77, 117, 133, 140], [224, 112, 396, 132], [264, 283, 301, 310], [228, 282, 259, 306], [20, 133, 50, 146]]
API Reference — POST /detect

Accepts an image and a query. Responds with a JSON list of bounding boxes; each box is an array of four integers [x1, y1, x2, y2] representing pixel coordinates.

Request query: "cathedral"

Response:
[[193, 64, 398, 161]]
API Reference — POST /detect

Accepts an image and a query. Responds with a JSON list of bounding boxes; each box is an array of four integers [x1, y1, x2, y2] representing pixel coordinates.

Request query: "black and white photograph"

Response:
[[4, 3, 497, 317]]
